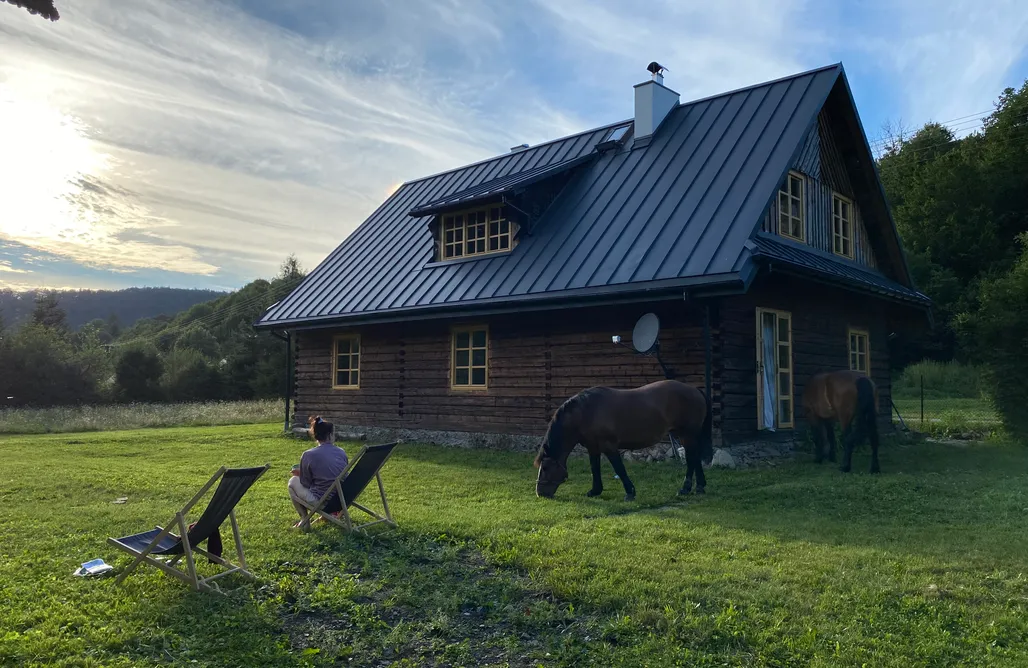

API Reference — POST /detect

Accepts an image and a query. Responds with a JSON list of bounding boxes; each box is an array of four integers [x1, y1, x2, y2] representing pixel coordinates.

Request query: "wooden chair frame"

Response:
[[107, 464, 270, 594], [296, 443, 398, 534]]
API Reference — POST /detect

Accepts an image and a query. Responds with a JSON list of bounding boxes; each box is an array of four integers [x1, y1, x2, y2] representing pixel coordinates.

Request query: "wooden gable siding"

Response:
[[717, 272, 893, 442], [761, 110, 878, 269], [292, 302, 720, 438]]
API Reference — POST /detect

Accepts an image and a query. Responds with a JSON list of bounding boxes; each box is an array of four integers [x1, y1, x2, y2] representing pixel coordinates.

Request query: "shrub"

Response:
[[957, 233, 1028, 441]]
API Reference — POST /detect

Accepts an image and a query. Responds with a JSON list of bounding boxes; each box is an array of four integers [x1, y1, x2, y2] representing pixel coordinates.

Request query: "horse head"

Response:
[[534, 399, 578, 498]]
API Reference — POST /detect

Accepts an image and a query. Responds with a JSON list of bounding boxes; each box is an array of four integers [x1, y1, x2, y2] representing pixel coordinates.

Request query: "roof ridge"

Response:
[[400, 118, 632, 188], [399, 63, 842, 190]]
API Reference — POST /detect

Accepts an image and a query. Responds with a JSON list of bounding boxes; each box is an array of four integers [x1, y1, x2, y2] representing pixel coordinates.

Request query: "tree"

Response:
[[0, 324, 100, 407], [1, 0, 59, 21], [114, 348, 164, 403], [31, 291, 69, 333], [957, 233, 1028, 440]]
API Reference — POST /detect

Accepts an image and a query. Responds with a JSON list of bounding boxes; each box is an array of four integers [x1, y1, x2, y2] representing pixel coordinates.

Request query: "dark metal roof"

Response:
[[409, 150, 604, 217], [257, 63, 915, 330], [750, 233, 931, 305]]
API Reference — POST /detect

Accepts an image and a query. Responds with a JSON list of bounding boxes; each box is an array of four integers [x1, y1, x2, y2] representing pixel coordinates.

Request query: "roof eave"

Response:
[[253, 273, 746, 331]]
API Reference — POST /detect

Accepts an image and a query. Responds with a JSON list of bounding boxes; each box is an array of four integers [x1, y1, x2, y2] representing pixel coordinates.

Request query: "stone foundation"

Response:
[[291, 424, 797, 469]]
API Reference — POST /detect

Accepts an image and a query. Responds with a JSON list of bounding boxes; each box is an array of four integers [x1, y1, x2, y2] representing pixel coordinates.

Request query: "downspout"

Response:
[[703, 303, 713, 463], [270, 330, 293, 433]]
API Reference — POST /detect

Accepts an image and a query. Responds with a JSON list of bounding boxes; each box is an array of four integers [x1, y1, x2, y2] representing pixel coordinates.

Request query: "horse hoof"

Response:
[[586, 489, 602, 497], [624, 493, 636, 502], [677, 488, 689, 496]]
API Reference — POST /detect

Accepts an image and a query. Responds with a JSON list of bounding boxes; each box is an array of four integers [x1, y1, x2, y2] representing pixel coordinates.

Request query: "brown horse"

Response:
[[802, 370, 881, 473], [533, 379, 712, 501]]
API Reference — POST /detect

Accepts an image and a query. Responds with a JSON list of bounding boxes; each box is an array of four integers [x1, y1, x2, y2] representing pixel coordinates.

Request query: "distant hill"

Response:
[[0, 287, 227, 332]]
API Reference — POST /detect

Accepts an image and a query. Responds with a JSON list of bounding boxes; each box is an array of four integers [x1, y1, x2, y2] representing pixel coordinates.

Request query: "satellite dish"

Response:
[[631, 313, 660, 353]]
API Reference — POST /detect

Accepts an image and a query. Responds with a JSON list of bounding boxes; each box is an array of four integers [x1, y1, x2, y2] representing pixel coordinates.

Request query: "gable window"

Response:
[[332, 335, 360, 389], [777, 171, 805, 241], [832, 193, 854, 258], [441, 206, 512, 260], [451, 326, 488, 389], [848, 327, 869, 374]]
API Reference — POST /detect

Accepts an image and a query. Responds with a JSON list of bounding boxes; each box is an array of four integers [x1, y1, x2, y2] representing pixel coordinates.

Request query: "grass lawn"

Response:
[[892, 398, 1001, 435], [1, 426, 1027, 667]]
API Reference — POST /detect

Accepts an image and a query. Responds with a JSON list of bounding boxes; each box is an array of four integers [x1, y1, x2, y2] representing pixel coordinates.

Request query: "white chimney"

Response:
[[634, 61, 679, 140]]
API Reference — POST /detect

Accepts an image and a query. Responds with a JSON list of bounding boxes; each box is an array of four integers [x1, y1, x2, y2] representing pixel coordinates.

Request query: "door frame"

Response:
[[755, 307, 795, 430]]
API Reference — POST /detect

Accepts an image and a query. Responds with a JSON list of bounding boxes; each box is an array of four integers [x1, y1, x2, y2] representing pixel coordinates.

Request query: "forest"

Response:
[[1, 78, 1026, 437]]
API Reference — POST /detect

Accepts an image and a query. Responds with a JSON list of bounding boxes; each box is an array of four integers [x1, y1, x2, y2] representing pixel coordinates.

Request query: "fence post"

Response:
[[920, 373, 924, 430]]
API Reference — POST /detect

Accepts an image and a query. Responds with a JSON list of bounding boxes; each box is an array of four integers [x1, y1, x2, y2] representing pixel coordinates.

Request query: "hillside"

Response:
[[0, 287, 226, 332]]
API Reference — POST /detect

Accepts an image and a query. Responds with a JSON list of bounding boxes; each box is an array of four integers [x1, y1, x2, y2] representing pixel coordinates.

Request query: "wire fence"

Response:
[[891, 373, 1000, 439]]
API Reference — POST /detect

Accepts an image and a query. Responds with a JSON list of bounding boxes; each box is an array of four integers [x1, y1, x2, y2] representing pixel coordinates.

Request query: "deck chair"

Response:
[[108, 464, 270, 593], [296, 442, 398, 534]]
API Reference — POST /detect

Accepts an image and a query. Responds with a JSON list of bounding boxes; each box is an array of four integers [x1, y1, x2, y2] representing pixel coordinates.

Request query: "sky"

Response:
[[1, 0, 1026, 293]]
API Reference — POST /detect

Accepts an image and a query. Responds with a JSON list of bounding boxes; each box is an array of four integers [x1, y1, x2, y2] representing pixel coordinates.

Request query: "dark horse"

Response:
[[802, 369, 881, 473], [533, 379, 712, 501]]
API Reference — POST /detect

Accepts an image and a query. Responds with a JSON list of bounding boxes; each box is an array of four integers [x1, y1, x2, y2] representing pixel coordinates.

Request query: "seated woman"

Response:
[[288, 416, 350, 527]]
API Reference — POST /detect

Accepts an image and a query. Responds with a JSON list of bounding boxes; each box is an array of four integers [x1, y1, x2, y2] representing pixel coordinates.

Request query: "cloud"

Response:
[[0, 0, 1026, 292], [0, 261, 29, 274]]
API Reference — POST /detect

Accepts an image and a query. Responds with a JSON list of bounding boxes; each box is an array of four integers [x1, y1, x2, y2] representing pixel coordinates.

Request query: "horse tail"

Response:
[[699, 388, 713, 463], [854, 375, 878, 443]]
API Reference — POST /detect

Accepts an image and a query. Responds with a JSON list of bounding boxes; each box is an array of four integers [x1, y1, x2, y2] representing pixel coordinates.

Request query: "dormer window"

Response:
[[440, 205, 513, 261], [777, 171, 805, 241]]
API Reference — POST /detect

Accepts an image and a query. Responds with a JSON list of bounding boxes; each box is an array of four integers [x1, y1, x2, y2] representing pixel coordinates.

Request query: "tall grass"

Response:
[[0, 399, 284, 435], [892, 359, 985, 399]]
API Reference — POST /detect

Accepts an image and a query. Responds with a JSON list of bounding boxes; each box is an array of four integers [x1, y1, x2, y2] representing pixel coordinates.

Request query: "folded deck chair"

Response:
[[108, 464, 270, 593], [296, 442, 398, 534]]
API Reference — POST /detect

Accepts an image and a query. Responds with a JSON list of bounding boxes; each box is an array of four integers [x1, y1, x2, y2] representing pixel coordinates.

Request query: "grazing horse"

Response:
[[802, 370, 881, 473], [533, 379, 712, 501]]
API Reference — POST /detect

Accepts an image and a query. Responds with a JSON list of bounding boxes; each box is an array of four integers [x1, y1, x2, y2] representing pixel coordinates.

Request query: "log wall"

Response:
[[718, 272, 894, 442], [293, 301, 720, 439]]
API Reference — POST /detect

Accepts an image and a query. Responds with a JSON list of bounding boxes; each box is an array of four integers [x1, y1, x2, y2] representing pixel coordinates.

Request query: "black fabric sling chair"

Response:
[[108, 464, 270, 593], [296, 442, 398, 534]]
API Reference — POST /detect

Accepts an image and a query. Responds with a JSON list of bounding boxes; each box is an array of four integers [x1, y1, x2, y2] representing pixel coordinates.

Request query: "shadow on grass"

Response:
[[110, 529, 610, 668]]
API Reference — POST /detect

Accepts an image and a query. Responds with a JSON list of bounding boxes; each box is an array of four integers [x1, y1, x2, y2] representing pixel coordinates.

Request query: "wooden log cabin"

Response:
[[254, 62, 932, 450]]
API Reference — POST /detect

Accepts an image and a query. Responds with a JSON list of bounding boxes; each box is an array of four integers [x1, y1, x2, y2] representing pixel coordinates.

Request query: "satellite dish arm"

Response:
[[652, 342, 676, 380]]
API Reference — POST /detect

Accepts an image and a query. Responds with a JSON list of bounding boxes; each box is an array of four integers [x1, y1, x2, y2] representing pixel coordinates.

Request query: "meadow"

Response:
[[1, 423, 1027, 667], [0, 399, 283, 435]]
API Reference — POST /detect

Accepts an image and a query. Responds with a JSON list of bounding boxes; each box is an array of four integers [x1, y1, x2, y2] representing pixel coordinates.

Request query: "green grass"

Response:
[[0, 399, 284, 435], [892, 397, 1001, 437], [2, 425, 1027, 666], [893, 360, 985, 400]]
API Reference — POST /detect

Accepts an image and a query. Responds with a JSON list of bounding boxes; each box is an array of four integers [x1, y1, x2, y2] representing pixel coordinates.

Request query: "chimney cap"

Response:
[[647, 61, 668, 78], [510, 143, 529, 152]]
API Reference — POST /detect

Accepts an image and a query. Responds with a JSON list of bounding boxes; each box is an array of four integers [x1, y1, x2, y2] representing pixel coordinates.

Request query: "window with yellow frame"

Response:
[[440, 206, 514, 261], [777, 171, 805, 241], [848, 327, 869, 374], [332, 335, 360, 389], [832, 193, 854, 258], [451, 326, 488, 389]]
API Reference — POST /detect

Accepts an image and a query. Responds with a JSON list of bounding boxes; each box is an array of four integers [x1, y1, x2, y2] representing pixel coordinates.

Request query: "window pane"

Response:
[[472, 349, 486, 366], [500, 220, 509, 234], [778, 344, 790, 369], [472, 329, 486, 347], [490, 221, 499, 236], [351, 339, 359, 354], [455, 368, 469, 385], [456, 349, 469, 367], [779, 372, 790, 395], [476, 239, 485, 253], [500, 236, 509, 249], [472, 368, 486, 385], [778, 318, 789, 342], [350, 371, 360, 386], [489, 237, 499, 251], [490, 207, 500, 221], [336, 371, 347, 386], [780, 397, 791, 421]]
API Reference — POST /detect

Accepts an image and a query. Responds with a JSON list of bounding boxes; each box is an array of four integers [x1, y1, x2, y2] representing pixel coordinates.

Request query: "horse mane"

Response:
[[536, 387, 601, 464]]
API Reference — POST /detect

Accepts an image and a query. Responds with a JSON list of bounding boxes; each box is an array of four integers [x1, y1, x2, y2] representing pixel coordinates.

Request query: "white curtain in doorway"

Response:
[[761, 314, 777, 431]]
